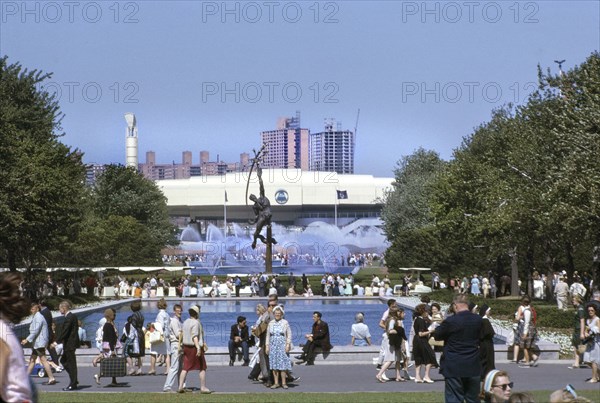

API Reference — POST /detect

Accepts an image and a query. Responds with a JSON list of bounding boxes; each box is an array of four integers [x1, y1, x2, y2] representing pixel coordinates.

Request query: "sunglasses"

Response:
[[493, 382, 514, 391], [565, 384, 577, 399]]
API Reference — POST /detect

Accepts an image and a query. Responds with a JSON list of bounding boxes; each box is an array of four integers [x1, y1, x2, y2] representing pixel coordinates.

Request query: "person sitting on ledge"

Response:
[[228, 316, 252, 367], [295, 311, 332, 365]]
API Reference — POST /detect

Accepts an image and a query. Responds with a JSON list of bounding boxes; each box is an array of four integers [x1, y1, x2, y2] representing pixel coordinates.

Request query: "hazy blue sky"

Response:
[[2, 1, 598, 176]]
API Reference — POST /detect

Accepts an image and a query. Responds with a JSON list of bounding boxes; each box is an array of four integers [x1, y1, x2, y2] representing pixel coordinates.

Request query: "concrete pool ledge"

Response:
[[17, 295, 560, 364]]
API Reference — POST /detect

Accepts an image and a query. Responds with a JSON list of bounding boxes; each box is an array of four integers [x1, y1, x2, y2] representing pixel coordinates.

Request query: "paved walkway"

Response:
[[36, 360, 600, 396]]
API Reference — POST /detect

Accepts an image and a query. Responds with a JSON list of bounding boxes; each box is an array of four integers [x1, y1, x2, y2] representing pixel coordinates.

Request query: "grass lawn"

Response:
[[38, 390, 600, 403]]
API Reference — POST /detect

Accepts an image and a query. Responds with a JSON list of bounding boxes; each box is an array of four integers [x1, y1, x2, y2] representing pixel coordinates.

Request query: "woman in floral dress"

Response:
[[265, 306, 292, 389]]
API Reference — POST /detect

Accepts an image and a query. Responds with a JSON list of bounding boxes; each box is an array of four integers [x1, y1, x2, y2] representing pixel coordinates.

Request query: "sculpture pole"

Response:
[[247, 145, 275, 274], [266, 225, 273, 274]]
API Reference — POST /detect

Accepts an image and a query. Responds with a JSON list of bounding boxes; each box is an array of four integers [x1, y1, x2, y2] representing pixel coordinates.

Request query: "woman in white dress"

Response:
[[375, 306, 406, 382], [150, 298, 170, 375], [582, 304, 600, 383]]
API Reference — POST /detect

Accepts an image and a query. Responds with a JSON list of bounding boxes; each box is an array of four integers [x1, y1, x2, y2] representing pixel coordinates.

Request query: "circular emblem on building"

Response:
[[274, 189, 289, 205]]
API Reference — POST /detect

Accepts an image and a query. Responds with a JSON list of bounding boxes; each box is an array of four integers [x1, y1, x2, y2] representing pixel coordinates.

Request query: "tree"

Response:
[[70, 165, 178, 266], [429, 53, 600, 291], [381, 148, 446, 269], [0, 57, 87, 271]]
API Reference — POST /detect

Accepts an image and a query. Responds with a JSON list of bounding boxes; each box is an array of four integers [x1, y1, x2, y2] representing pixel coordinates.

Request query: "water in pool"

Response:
[[78, 299, 415, 347]]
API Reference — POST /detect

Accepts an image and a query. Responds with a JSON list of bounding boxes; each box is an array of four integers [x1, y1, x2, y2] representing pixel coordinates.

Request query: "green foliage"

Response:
[[381, 148, 446, 269], [70, 165, 178, 266], [383, 53, 600, 286], [429, 290, 575, 329], [0, 57, 87, 270]]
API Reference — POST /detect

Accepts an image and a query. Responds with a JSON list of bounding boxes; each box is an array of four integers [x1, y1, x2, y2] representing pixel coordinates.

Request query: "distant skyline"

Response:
[[1, 1, 598, 176]]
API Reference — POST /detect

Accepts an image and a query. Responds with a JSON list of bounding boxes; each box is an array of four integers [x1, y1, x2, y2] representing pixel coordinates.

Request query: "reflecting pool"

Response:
[[78, 298, 415, 347]]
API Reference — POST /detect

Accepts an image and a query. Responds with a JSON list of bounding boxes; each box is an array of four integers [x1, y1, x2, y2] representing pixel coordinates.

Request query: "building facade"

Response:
[[309, 119, 355, 174], [139, 151, 249, 181], [261, 112, 309, 170]]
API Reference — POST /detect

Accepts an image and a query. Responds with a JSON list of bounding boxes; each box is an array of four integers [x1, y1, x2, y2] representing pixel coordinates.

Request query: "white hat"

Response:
[[189, 305, 200, 316]]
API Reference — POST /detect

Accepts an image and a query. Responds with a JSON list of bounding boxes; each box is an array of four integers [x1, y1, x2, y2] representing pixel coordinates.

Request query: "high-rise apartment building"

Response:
[[261, 112, 309, 170], [139, 151, 249, 181], [309, 119, 355, 174]]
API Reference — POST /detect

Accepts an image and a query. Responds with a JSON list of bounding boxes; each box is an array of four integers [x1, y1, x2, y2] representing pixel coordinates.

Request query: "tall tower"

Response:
[[124, 112, 138, 168], [261, 111, 309, 170]]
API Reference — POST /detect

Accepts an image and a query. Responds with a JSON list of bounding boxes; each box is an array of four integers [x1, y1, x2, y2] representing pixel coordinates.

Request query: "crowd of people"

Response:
[[372, 293, 598, 402], [2, 269, 599, 402], [161, 251, 381, 269]]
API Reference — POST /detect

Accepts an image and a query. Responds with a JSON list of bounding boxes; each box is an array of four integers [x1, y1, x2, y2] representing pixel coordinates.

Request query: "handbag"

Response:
[[202, 343, 208, 352], [577, 343, 588, 355], [120, 333, 127, 343], [149, 330, 164, 344], [99, 355, 127, 378], [101, 341, 111, 351]]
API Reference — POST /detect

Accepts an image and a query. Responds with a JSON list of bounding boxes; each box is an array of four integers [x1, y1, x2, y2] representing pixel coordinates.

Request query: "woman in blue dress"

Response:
[[470, 274, 481, 296], [265, 306, 292, 389]]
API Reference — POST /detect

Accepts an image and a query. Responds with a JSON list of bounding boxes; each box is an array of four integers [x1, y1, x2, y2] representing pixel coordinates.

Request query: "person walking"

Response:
[[479, 304, 496, 379], [39, 298, 62, 373], [21, 303, 57, 385], [94, 308, 120, 386], [582, 304, 600, 383], [0, 273, 33, 402], [412, 303, 437, 383], [376, 306, 406, 382], [375, 299, 397, 373], [151, 298, 170, 375], [54, 300, 80, 391], [265, 306, 292, 389], [163, 304, 183, 392], [433, 294, 483, 403], [554, 276, 570, 310], [515, 295, 539, 368], [129, 300, 145, 375], [570, 295, 587, 369], [178, 305, 211, 394], [122, 315, 139, 375]]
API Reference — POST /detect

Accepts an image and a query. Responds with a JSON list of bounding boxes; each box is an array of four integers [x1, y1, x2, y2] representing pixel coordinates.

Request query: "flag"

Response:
[[336, 190, 348, 200], [225, 190, 228, 203]]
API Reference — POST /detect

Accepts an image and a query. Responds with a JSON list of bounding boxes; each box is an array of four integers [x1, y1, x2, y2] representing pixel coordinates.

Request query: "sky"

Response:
[[1, 1, 599, 177]]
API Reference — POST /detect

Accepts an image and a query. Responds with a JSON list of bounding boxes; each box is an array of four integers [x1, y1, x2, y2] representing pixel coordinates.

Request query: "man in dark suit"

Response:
[[39, 298, 61, 369], [433, 294, 483, 403], [228, 316, 252, 366], [54, 300, 80, 390], [295, 311, 332, 365]]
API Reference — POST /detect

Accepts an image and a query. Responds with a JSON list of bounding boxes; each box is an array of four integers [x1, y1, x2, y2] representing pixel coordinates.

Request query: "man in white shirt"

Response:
[[163, 304, 183, 392]]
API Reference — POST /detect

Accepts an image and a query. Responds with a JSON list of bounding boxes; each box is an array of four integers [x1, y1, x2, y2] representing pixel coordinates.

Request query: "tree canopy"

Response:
[[1, 58, 179, 270], [71, 165, 178, 267], [383, 52, 600, 290], [0, 57, 87, 271]]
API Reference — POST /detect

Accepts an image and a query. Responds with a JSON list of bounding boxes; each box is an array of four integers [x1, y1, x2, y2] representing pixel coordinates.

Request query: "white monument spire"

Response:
[[124, 112, 138, 168]]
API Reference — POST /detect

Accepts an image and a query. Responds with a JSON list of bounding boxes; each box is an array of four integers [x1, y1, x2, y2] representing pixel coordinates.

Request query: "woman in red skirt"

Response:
[[177, 305, 211, 394]]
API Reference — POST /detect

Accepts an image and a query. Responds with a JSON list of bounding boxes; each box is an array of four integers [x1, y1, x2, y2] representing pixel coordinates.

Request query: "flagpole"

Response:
[[334, 189, 338, 228], [224, 190, 227, 236]]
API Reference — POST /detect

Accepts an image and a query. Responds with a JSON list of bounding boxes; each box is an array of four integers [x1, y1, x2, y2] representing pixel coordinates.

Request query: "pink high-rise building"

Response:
[[261, 112, 309, 170]]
